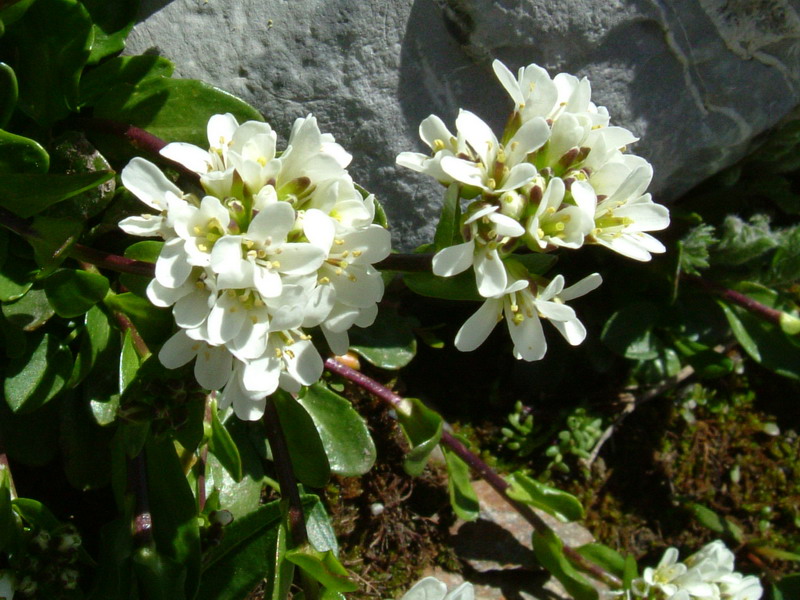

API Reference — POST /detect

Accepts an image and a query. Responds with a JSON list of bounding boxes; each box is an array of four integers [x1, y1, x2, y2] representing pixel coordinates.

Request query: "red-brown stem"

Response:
[[129, 450, 154, 546], [684, 274, 784, 326], [197, 394, 214, 513], [263, 396, 308, 547], [73, 118, 200, 183], [323, 358, 621, 588], [70, 244, 156, 278], [113, 312, 151, 358]]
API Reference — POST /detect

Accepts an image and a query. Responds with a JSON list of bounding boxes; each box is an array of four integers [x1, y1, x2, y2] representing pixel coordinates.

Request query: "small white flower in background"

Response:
[[631, 541, 762, 600], [397, 58, 670, 362], [121, 113, 390, 420], [0, 571, 13, 600], [395, 577, 473, 600]]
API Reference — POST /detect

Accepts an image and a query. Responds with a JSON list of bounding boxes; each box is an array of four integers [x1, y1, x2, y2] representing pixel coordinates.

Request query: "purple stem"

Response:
[[130, 451, 153, 546], [263, 397, 308, 547], [323, 358, 620, 587], [684, 274, 784, 326]]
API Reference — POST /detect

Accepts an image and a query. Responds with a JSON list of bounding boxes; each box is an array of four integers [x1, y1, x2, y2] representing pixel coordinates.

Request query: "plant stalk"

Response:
[[323, 357, 622, 588], [263, 396, 308, 547], [684, 274, 784, 327]]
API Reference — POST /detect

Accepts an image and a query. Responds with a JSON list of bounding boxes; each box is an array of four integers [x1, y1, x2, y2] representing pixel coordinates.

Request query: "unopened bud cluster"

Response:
[[4, 526, 82, 599], [120, 114, 391, 420], [397, 60, 670, 361]]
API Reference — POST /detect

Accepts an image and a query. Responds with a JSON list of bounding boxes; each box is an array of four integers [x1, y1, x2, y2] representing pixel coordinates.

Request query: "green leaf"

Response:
[[2, 286, 53, 330], [0, 171, 114, 217], [507, 471, 585, 522], [622, 554, 638, 589], [199, 499, 300, 600], [576, 543, 626, 579], [119, 330, 140, 393], [272, 390, 331, 488], [753, 546, 800, 562], [719, 300, 800, 379], [145, 436, 202, 600], [70, 304, 112, 388], [4, 0, 93, 126], [349, 306, 417, 370], [532, 529, 599, 600], [208, 400, 243, 482], [132, 546, 188, 600], [60, 393, 113, 490], [0, 129, 49, 174], [297, 383, 376, 477], [0, 467, 18, 553], [0, 0, 38, 29], [772, 574, 800, 600], [44, 268, 109, 317], [305, 497, 339, 554], [104, 292, 173, 348], [686, 502, 745, 543], [0, 398, 60, 466], [433, 183, 462, 251], [0, 62, 17, 128], [712, 214, 778, 267], [0, 233, 36, 300], [285, 546, 359, 593], [677, 223, 717, 276], [601, 302, 661, 360], [4, 332, 72, 412], [509, 253, 559, 277], [396, 397, 443, 477], [672, 338, 733, 379], [442, 440, 479, 521], [403, 269, 482, 301], [12, 497, 62, 529], [95, 76, 263, 147], [81, 0, 139, 64], [29, 215, 83, 275], [120, 240, 162, 297], [80, 55, 174, 106]]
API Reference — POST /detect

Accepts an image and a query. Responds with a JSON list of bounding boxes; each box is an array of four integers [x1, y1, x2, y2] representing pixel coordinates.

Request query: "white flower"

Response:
[[396, 115, 466, 185], [432, 204, 524, 298], [439, 109, 548, 194], [718, 574, 763, 600], [525, 177, 595, 250], [396, 577, 473, 600], [589, 160, 670, 261], [454, 272, 601, 361]]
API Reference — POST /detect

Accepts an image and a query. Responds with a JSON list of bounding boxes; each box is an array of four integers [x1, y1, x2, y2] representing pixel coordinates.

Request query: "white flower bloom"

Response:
[[718, 573, 763, 600], [432, 204, 524, 298], [439, 109, 548, 194], [525, 177, 595, 249], [589, 161, 670, 261], [119, 157, 191, 237], [396, 115, 466, 185], [454, 273, 601, 361], [396, 577, 473, 600]]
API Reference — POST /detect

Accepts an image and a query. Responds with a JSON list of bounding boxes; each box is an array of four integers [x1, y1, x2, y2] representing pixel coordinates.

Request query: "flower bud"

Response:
[[498, 190, 526, 221]]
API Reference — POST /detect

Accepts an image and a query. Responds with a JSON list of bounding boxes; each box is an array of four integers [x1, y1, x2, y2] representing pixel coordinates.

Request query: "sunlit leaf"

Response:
[[272, 390, 331, 488], [507, 471, 584, 522], [0, 129, 49, 174], [397, 397, 443, 477], [285, 546, 359, 593], [0, 171, 114, 217], [80, 55, 174, 106], [297, 383, 376, 477], [81, 0, 139, 64], [442, 440, 479, 521], [349, 306, 417, 370], [532, 529, 599, 600]]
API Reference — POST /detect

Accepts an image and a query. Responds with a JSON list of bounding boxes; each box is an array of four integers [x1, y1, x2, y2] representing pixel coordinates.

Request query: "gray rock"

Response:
[[126, 0, 800, 250]]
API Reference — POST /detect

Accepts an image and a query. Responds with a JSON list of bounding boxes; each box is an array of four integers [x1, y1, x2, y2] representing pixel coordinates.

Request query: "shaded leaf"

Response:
[[0, 129, 49, 174], [272, 390, 331, 488], [44, 268, 109, 317], [95, 76, 263, 147], [70, 304, 112, 388], [132, 546, 187, 600], [2, 286, 53, 330], [403, 269, 482, 302], [81, 0, 139, 64], [601, 302, 660, 360], [433, 183, 462, 251], [0, 62, 17, 128], [60, 393, 113, 490], [305, 497, 339, 555], [686, 502, 745, 544], [208, 400, 243, 482], [0, 171, 114, 217], [349, 306, 417, 370], [4, 332, 71, 412], [4, 0, 93, 126], [104, 292, 173, 347], [81, 55, 175, 106]]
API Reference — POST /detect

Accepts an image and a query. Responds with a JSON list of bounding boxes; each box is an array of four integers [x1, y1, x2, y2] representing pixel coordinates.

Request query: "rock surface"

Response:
[[127, 0, 800, 249], [423, 480, 597, 600]]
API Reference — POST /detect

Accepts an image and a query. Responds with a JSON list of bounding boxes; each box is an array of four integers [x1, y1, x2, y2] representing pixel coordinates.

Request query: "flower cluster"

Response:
[[397, 60, 669, 360], [120, 114, 391, 420], [631, 541, 763, 600]]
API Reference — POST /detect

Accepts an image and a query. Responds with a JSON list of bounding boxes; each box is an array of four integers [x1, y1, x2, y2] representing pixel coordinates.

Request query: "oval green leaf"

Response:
[[272, 391, 331, 488], [0, 129, 49, 174], [44, 268, 109, 318], [507, 471, 585, 522], [397, 397, 443, 477], [4, 332, 72, 413], [298, 383, 376, 477]]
